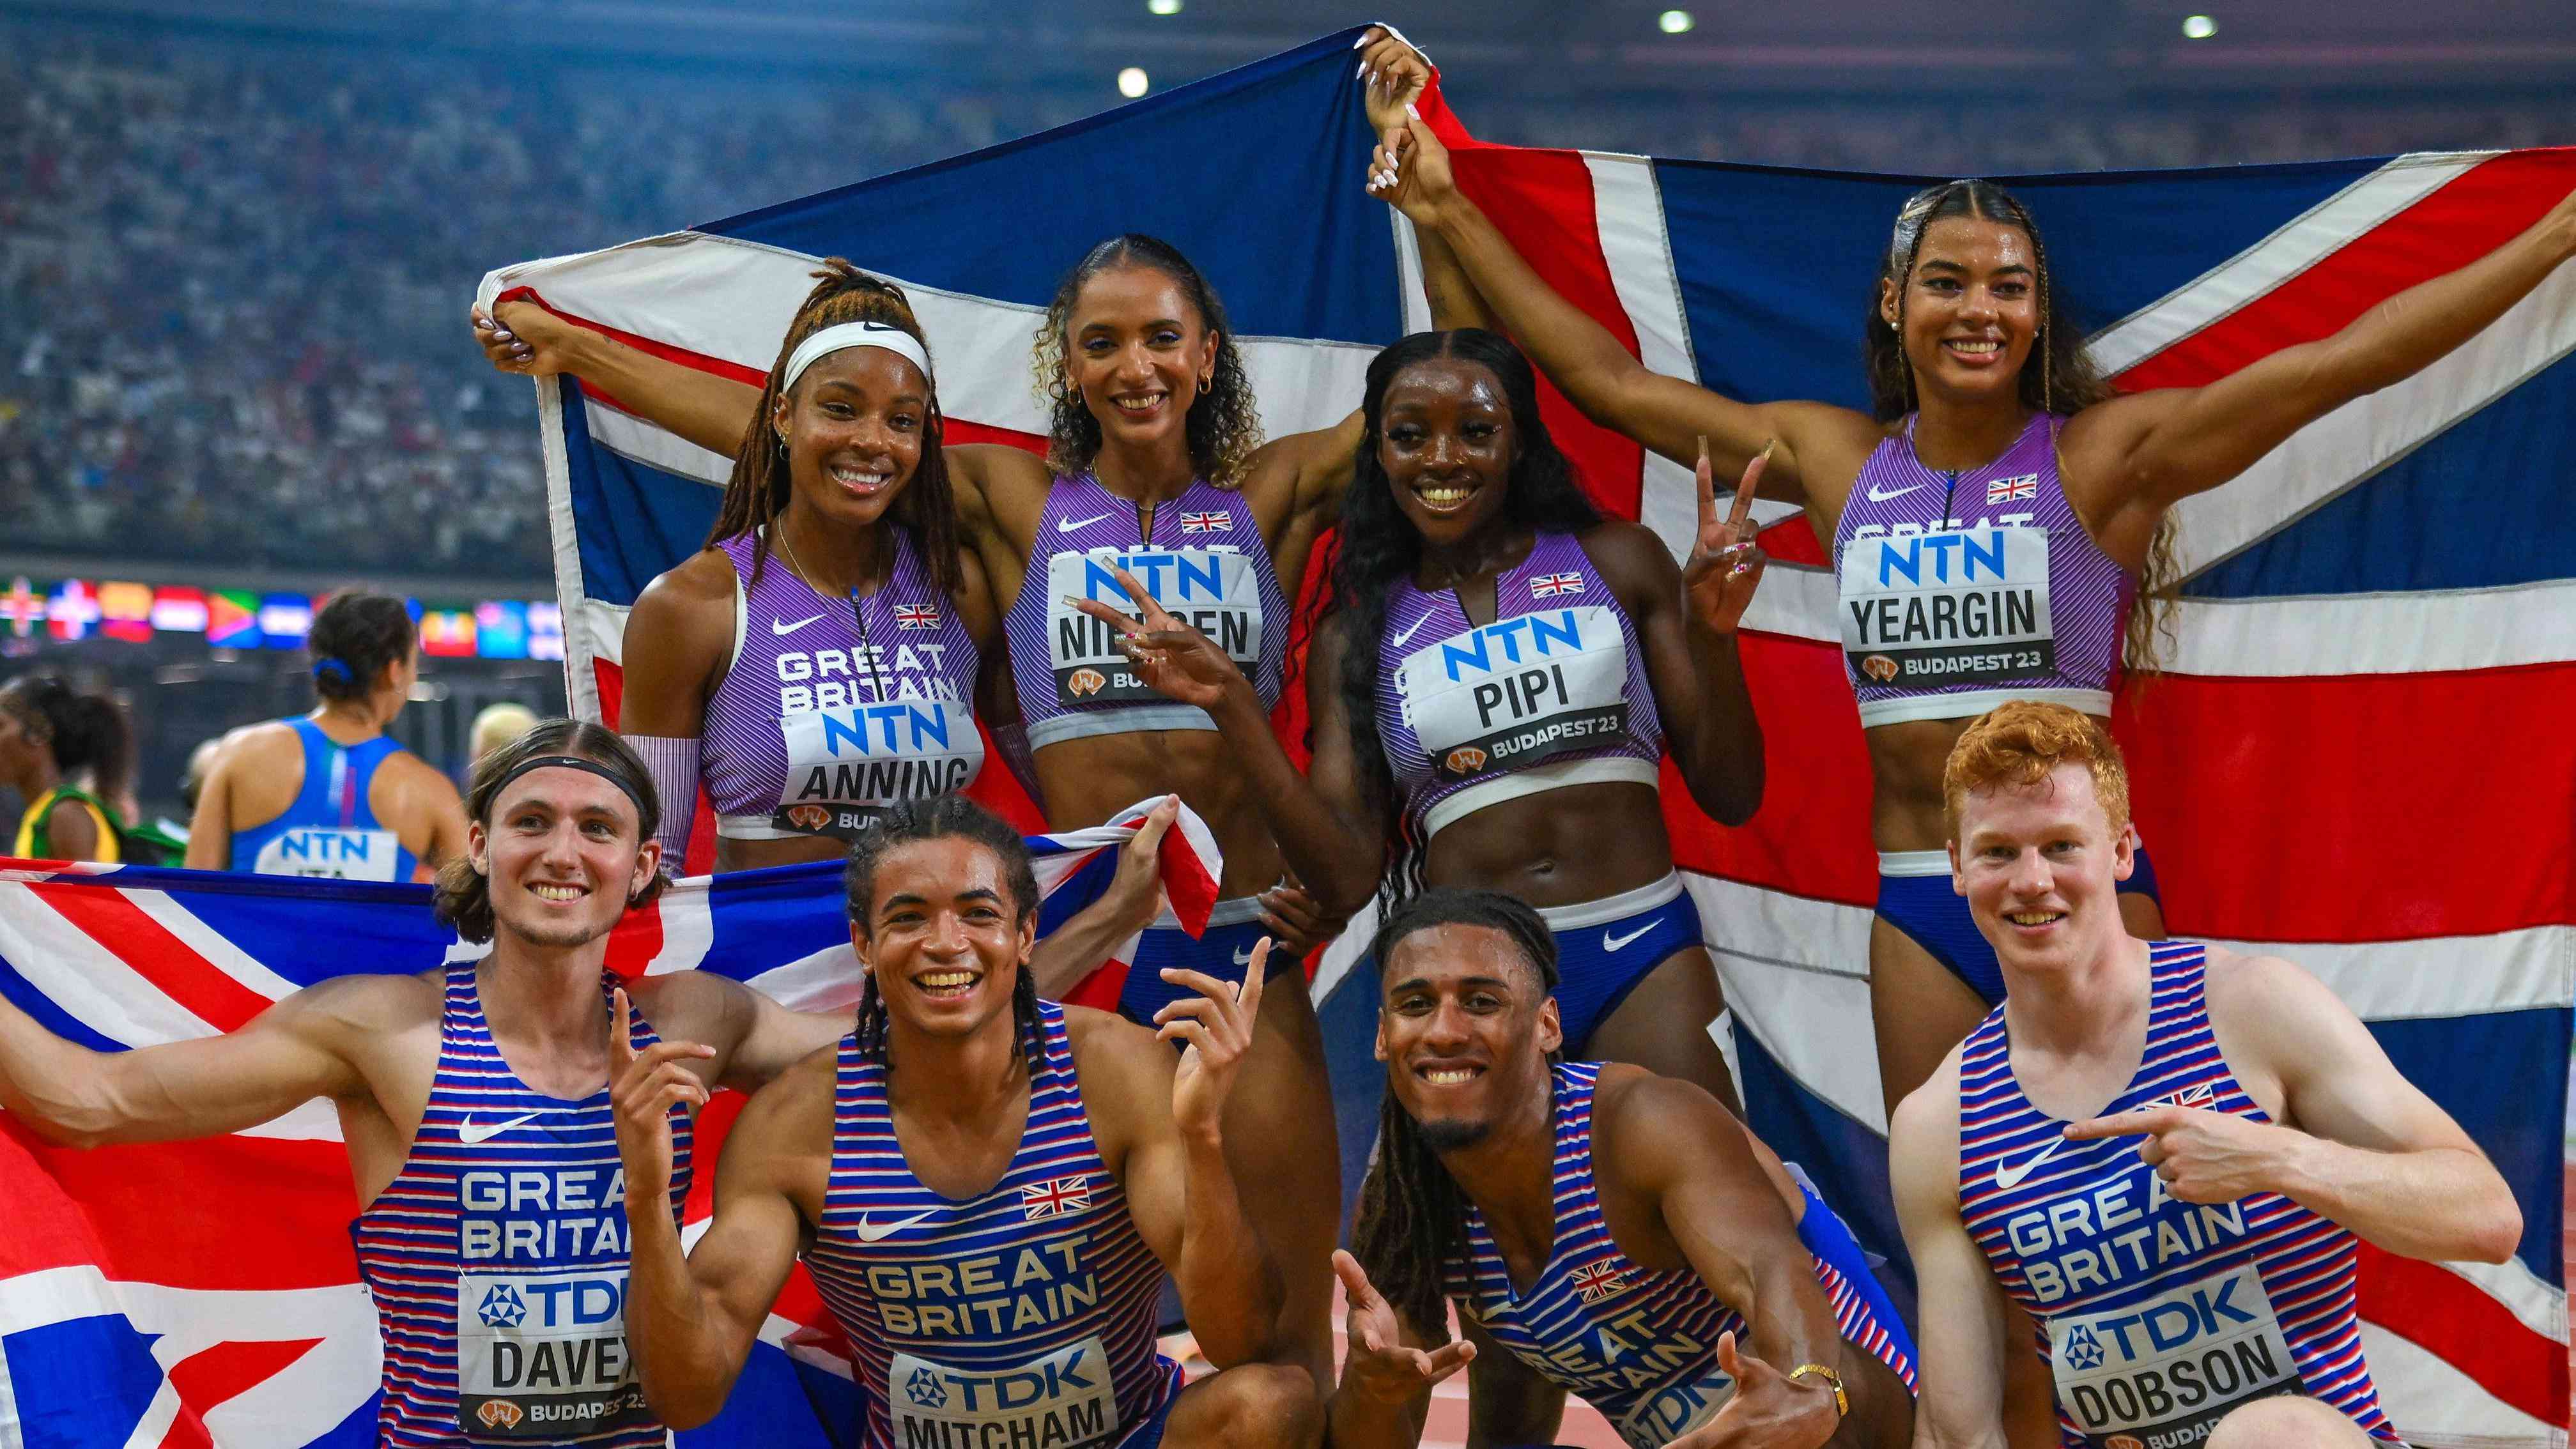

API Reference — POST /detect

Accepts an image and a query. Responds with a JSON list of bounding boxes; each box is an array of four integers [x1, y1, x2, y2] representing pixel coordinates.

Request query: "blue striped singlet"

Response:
[[1372, 532, 1665, 843], [1957, 942, 2393, 1447], [353, 964, 695, 1448], [230, 716, 419, 880], [1003, 473, 1287, 750], [1444, 1063, 1918, 1449], [805, 1002, 1180, 1449]]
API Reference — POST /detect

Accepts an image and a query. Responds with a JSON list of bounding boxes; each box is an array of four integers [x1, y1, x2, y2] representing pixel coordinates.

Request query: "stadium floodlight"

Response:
[[1658, 10, 1695, 33], [2182, 13, 2217, 38], [1118, 67, 1151, 98], [1148, 0, 1182, 13]]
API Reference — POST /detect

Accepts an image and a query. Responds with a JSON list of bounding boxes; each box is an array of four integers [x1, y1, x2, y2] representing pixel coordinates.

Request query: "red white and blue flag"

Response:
[[0, 799, 1216, 1448], [1529, 572, 1585, 598], [453, 30, 2567, 1445], [1178, 510, 1232, 534]]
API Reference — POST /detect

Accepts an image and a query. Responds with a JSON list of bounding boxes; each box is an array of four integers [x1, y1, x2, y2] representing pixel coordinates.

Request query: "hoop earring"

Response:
[[1197, 371, 1212, 396]]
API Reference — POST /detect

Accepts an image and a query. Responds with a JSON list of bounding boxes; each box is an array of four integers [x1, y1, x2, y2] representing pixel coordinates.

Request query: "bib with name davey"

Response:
[[1831, 413, 2133, 728]]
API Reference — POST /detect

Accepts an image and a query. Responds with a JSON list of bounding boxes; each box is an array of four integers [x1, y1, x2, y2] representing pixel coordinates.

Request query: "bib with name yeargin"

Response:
[[1955, 942, 2398, 1448], [803, 1002, 1182, 1449], [1005, 473, 1287, 750], [1830, 412, 2132, 730], [701, 526, 984, 843], [1375, 532, 1665, 840], [351, 964, 692, 1448]]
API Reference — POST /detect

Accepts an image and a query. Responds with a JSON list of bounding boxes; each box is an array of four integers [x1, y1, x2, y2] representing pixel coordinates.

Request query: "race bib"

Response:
[[455, 1268, 651, 1441], [1612, 1366, 1733, 1449], [252, 826, 403, 880], [888, 1337, 1122, 1449], [2047, 1264, 2308, 1449], [772, 698, 984, 840], [1045, 548, 1263, 707], [1396, 606, 1629, 779], [1839, 524, 2054, 689]]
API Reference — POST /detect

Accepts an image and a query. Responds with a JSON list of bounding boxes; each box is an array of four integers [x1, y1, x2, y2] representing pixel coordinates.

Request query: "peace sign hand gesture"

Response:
[[1681, 437, 1771, 636], [1153, 938, 1268, 1142], [607, 986, 713, 1202], [1066, 566, 1249, 712], [1332, 1248, 1476, 1406]]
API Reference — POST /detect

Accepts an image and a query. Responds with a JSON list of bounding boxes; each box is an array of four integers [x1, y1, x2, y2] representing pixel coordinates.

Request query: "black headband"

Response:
[[491, 755, 652, 824]]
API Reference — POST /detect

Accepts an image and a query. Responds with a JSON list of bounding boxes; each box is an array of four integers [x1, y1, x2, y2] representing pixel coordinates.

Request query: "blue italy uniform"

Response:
[[1001, 474, 1294, 1022], [353, 964, 693, 1446], [1444, 1063, 1917, 1449], [230, 716, 420, 880], [805, 1002, 1183, 1449], [1957, 942, 2395, 1446]]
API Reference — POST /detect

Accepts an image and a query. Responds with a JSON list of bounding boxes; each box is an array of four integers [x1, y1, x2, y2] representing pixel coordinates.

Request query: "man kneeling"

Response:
[[611, 795, 1318, 1448], [1330, 890, 1917, 1449]]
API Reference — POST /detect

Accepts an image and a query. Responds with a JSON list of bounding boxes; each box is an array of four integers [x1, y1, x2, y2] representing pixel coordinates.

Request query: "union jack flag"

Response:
[[1178, 510, 1231, 534], [1986, 473, 2040, 505], [1020, 1174, 1094, 1220], [1570, 1261, 1634, 1304], [892, 604, 941, 631], [1529, 572, 1585, 598]]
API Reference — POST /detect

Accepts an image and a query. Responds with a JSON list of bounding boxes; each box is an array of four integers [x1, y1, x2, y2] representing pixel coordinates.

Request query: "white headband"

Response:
[[777, 320, 934, 396]]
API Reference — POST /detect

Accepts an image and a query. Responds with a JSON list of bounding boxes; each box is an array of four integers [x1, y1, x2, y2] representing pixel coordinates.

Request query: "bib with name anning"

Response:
[[1043, 546, 1265, 707], [770, 696, 984, 842], [1837, 522, 2056, 690], [1396, 605, 1630, 780]]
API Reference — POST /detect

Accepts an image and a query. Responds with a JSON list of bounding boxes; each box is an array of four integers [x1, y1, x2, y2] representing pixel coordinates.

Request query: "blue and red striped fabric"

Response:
[[459, 31, 2568, 1446], [0, 799, 1214, 1448]]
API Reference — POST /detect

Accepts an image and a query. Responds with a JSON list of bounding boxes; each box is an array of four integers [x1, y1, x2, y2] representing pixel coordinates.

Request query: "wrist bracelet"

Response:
[[1788, 1363, 1847, 1418]]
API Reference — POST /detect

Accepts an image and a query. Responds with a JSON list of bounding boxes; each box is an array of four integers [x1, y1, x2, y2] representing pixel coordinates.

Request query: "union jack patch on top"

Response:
[[1570, 1259, 1634, 1303], [893, 604, 941, 630], [1179, 510, 1231, 534], [1530, 572, 1585, 599], [1986, 473, 2039, 505], [1021, 1173, 1093, 1219]]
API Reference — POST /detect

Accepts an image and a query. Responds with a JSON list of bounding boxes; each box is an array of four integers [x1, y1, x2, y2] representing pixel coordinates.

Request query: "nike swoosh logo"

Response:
[[854, 1208, 939, 1243], [1993, 1137, 2063, 1190], [1391, 612, 1435, 648], [1058, 512, 1114, 533], [773, 612, 827, 636], [1865, 481, 1926, 502], [459, 1111, 547, 1145], [1233, 944, 1258, 965], [1601, 923, 1654, 952]]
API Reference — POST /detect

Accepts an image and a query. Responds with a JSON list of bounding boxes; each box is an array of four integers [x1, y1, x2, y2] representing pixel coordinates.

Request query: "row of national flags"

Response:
[[0, 576, 562, 659]]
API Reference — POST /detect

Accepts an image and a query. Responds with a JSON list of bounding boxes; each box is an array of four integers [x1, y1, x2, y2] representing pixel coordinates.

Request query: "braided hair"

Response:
[[1863, 180, 2178, 678], [1031, 234, 1263, 489], [1325, 330, 1600, 905], [842, 795, 1044, 1073], [707, 260, 963, 598], [1350, 889, 1562, 1336]]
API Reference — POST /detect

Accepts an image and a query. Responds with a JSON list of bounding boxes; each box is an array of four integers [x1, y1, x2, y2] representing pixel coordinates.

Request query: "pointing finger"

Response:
[[611, 988, 635, 1066], [1727, 440, 1772, 533], [1695, 435, 1717, 540], [2063, 1108, 2168, 1142], [1236, 937, 1270, 1018]]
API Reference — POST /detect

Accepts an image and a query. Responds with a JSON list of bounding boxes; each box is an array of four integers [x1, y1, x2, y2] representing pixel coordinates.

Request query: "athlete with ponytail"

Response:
[[1332, 889, 1915, 1449], [1, 674, 140, 864], [1364, 86, 2576, 1119], [184, 590, 467, 880]]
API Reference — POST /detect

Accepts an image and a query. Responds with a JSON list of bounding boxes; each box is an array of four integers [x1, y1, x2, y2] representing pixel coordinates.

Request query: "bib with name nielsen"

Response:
[[1044, 545, 1265, 707]]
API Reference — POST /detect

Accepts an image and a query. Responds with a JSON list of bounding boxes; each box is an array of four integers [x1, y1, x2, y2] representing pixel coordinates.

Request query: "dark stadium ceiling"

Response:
[[19, 0, 2576, 97]]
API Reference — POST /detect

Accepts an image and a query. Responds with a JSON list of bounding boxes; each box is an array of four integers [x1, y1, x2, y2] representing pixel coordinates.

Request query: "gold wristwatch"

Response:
[[1788, 1363, 1848, 1418]]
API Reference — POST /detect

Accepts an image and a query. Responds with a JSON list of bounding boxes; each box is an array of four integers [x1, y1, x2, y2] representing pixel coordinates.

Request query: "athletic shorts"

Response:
[[1789, 1162, 1919, 1393], [1109, 1358, 1189, 1449], [1067, 896, 1299, 1032], [1538, 873, 1706, 1055], [1874, 845, 2162, 1009]]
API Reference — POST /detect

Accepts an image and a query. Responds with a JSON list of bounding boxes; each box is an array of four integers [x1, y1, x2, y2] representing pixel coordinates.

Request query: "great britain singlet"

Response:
[[1374, 532, 1663, 841], [805, 1002, 1180, 1449], [1444, 1063, 1917, 1449], [1956, 943, 2394, 1447], [1004, 473, 1286, 749], [700, 527, 983, 842], [1830, 413, 2130, 728], [229, 716, 417, 880], [353, 964, 695, 1447]]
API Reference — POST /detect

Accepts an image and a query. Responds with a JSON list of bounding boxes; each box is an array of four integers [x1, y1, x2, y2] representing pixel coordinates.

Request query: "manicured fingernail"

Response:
[[1355, 59, 1368, 78], [1406, 102, 1421, 118]]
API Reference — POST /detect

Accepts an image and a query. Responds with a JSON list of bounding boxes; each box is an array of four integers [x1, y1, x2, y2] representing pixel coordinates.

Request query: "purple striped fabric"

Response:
[[1956, 942, 2393, 1446]]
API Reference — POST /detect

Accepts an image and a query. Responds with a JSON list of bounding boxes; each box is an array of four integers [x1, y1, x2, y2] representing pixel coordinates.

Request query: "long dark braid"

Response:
[[842, 795, 1045, 1073], [707, 259, 963, 599], [1861, 180, 2177, 678], [1350, 889, 1564, 1336]]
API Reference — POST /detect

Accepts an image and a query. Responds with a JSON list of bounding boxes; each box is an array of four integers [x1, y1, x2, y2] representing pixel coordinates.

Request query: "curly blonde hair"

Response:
[[1030, 234, 1263, 488], [1942, 700, 2133, 838]]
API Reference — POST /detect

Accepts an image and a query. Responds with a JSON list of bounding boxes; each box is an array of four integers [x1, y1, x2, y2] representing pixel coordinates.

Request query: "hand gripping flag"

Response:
[[0, 799, 1215, 1448], [479, 30, 2569, 1446]]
